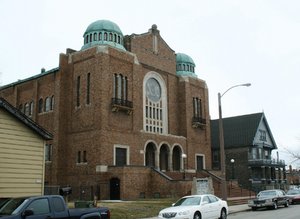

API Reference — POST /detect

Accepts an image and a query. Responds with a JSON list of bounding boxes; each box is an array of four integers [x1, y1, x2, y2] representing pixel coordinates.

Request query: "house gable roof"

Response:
[[0, 97, 53, 140], [211, 112, 277, 149]]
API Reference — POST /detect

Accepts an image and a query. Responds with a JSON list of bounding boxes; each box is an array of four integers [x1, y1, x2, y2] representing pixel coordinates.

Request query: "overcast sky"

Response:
[[1, 0, 299, 168]]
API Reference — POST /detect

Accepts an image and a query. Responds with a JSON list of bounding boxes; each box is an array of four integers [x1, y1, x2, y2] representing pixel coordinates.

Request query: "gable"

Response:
[[125, 25, 176, 74], [253, 116, 277, 149]]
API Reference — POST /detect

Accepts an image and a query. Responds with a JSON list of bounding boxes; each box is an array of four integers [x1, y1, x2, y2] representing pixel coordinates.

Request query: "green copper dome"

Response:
[[176, 53, 197, 78], [81, 20, 126, 51]]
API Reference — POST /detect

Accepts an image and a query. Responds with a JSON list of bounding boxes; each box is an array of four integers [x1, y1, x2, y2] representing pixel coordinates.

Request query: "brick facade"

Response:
[[0, 22, 211, 200]]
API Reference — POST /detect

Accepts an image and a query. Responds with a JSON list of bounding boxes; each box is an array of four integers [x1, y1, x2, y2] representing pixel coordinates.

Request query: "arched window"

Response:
[[38, 98, 43, 113], [159, 144, 170, 171], [104, 32, 107, 41], [118, 36, 121, 44], [114, 34, 117, 42], [89, 34, 92, 42], [24, 103, 30, 116], [94, 33, 97, 41], [45, 97, 51, 112], [143, 72, 168, 134], [145, 143, 156, 167], [172, 146, 182, 171], [109, 33, 113, 41], [86, 35, 89, 44], [99, 32, 102, 40]]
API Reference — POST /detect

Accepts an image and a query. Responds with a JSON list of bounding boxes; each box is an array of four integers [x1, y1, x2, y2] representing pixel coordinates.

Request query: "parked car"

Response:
[[158, 194, 228, 219], [286, 189, 300, 204], [0, 195, 110, 219], [0, 199, 9, 209], [248, 189, 289, 210]]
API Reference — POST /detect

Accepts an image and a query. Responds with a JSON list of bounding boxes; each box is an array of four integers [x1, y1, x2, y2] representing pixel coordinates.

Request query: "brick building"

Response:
[[0, 20, 211, 200]]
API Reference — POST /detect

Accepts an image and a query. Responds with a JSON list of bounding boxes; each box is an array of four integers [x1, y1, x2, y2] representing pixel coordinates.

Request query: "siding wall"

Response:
[[0, 109, 45, 197]]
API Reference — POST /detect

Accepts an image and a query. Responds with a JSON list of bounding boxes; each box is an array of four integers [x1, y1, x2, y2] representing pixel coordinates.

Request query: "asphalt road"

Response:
[[229, 204, 300, 219]]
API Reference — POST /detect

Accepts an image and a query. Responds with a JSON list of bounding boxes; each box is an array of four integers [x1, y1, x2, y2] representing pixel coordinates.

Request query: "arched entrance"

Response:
[[172, 146, 182, 171], [145, 142, 156, 167], [110, 177, 120, 200], [159, 144, 169, 171]]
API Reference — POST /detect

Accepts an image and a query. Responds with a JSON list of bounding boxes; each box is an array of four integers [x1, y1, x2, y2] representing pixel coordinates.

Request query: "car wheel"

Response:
[[219, 208, 227, 219], [273, 201, 278, 210], [284, 200, 289, 207], [251, 207, 257, 211], [193, 212, 201, 219]]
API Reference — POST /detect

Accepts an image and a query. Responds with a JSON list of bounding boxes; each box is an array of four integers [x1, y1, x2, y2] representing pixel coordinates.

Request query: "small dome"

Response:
[[176, 53, 197, 78], [81, 20, 126, 51]]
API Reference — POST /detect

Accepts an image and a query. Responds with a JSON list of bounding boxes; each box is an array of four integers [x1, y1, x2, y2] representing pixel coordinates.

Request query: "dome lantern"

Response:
[[176, 53, 197, 78], [81, 20, 126, 51]]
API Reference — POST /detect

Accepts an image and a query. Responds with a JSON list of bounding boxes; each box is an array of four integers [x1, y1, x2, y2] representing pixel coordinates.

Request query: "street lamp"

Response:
[[218, 83, 251, 200], [182, 153, 187, 179], [230, 159, 235, 180]]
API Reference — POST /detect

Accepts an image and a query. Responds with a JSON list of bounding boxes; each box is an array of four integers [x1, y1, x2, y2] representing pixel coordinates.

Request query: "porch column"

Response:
[[155, 149, 160, 170], [168, 151, 173, 171], [261, 166, 266, 181]]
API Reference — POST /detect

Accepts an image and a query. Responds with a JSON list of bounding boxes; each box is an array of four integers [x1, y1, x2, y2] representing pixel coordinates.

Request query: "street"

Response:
[[229, 204, 300, 219]]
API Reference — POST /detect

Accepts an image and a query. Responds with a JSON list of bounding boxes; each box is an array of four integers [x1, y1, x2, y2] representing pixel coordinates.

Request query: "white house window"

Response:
[[259, 130, 267, 141], [143, 72, 168, 134]]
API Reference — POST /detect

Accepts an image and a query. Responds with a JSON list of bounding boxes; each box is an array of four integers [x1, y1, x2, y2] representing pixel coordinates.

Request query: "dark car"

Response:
[[286, 189, 300, 204], [0, 199, 9, 209], [248, 189, 289, 210], [0, 195, 110, 219]]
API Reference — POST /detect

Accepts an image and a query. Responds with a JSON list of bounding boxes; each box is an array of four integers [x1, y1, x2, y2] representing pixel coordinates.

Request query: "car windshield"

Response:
[[174, 197, 201, 206], [0, 198, 28, 216], [287, 190, 300, 195], [258, 191, 276, 197]]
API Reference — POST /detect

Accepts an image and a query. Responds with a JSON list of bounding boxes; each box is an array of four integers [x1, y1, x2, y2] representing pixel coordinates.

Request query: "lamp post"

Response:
[[182, 153, 187, 179], [230, 159, 235, 180], [218, 83, 251, 200], [230, 158, 235, 189]]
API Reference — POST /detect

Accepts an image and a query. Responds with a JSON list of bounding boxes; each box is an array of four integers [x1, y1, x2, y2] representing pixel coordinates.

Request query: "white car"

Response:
[[158, 194, 228, 219]]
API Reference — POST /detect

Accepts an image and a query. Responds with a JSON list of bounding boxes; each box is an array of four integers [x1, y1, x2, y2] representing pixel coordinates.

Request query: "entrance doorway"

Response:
[[110, 177, 120, 200]]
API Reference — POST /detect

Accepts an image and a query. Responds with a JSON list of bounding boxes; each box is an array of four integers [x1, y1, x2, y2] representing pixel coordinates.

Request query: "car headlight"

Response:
[[178, 210, 190, 216]]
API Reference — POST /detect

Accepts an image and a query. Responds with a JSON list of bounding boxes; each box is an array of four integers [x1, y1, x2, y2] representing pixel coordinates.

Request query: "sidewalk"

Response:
[[228, 204, 250, 214]]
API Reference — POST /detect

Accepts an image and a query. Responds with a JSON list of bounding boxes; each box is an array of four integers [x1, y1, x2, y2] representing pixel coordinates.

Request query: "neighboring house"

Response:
[[211, 112, 287, 192], [0, 97, 52, 198], [286, 165, 300, 187], [0, 20, 211, 200]]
